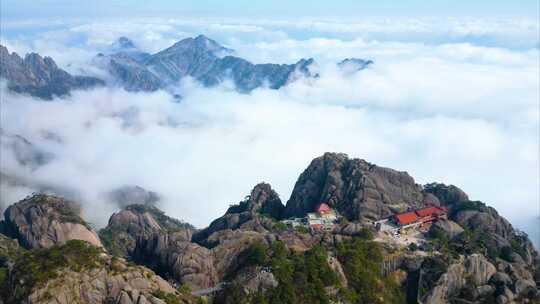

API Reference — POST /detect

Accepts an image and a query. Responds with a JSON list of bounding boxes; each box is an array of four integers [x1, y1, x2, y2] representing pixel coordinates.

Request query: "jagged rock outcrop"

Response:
[[449, 201, 538, 266], [229, 266, 278, 294], [134, 232, 219, 290], [0, 239, 198, 304], [429, 219, 464, 240], [2, 194, 102, 249], [0, 45, 104, 99], [198, 56, 317, 92], [422, 254, 497, 303], [93, 51, 162, 92], [99, 204, 193, 257], [284, 153, 424, 221], [424, 182, 469, 206], [0, 154, 538, 303], [193, 183, 284, 242]]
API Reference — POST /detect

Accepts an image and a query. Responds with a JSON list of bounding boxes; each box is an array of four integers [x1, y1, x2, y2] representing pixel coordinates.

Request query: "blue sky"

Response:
[[2, 0, 539, 19]]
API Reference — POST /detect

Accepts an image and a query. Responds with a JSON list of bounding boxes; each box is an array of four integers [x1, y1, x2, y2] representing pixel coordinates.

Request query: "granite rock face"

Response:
[[0, 238, 197, 304], [424, 182, 469, 206], [134, 232, 219, 290], [422, 254, 497, 303], [99, 204, 193, 258], [193, 182, 284, 242], [429, 219, 464, 240], [0, 154, 538, 303], [0, 45, 104, 99], [2, 194, 102, 249], [284, 152, 424, 221]]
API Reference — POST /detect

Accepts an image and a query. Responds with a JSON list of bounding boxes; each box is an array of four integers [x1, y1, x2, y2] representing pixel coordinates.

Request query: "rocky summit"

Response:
[[0, 153, 538, 304], [1, 35, 374, 99], [95, 35, 321, 93], [0, 45, 104, 99]]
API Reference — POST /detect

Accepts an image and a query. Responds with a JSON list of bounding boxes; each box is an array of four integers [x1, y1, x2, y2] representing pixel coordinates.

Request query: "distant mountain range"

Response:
[[1, 35, 373, 99], [0, 45, 104, 100]]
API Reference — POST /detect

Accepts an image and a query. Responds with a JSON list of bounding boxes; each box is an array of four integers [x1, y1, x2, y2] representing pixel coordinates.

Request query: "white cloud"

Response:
[[0, 18, 538, 247]]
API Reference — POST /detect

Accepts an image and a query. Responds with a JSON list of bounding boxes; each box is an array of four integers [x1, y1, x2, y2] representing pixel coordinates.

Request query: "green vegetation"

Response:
[[1, 240, 105, 302], [449, 200, 488, 217], [418, 257, 449, 298], [273, 222, 287, 231], [126, 204, 194, 231], [295, 225, 309, 234], [336, 237, 405, 304], [242, 241, 269, 267], [427, 226, 459, 260], [98, 227, 126, 257], [27, 195, 90, 229], [151, 290, 191, 304], [226, 194, 284, 221], [99, 204, 194, 256], [221, 241, 340, 304], [178, 283, 192, 294], [0, 267, 7, 287], [223, 232, 407, 304]]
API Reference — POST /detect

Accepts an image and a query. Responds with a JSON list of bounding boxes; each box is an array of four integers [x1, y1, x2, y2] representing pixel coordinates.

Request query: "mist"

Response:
[[0, 17, 538, 247]]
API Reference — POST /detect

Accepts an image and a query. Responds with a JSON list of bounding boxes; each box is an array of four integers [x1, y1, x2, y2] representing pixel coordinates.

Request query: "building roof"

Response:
[[310, 224, 323, 229], [394, 212, 419, 225], [315, 203, 331, 213], [415, 206, 447, 217]]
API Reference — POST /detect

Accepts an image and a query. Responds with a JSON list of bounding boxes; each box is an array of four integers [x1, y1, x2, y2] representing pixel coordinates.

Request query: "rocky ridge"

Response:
[[1, 36, 373, 99], [1, 194, 102, 249], [0, 45, 104, 99], [0, 153, 538, 304]]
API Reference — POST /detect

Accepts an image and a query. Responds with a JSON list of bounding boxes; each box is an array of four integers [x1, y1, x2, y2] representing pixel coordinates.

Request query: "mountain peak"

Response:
[[111, 36, 137, 51], [164, 34, 231, 55]]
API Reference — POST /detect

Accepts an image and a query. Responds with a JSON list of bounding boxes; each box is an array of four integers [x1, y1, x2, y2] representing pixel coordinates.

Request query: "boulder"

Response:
[[232, 266, 278, 294], [429, 219, 464, 240], [423, 183, 469, 206], [3, 194, 102, 249], [99, 204, 193, 257], [193, 183, 283, 242], [284, 153, 424, 222], [423, 254, 496, 303], [463, 254, 496, 286], [490, 272, 513, 287], [514, 279, 537, 297]]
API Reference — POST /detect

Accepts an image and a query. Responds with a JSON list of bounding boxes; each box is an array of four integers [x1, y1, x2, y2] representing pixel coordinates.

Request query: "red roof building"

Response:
[[393, 206, 448, 227], [415, 206, 447, 217], [310, 224, 323, 230], [315, 203, 331, 213], [394, 212, 419, 226]]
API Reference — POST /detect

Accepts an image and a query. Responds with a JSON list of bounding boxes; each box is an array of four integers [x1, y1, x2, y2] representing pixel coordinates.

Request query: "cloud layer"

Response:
[[0, 17, 538, 245]]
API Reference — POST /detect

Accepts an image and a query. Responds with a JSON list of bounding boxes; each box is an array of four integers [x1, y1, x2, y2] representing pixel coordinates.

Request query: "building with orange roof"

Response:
[[392, 205, 448, 228]]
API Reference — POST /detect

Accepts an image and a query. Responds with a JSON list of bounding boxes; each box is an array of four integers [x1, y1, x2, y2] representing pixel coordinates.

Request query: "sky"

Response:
[[0, 2, 539, 246], [2, 0, 539, 19]]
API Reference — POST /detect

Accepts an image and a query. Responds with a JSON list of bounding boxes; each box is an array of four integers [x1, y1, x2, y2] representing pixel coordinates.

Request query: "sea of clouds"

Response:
[[0, 17, 538, 245]]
